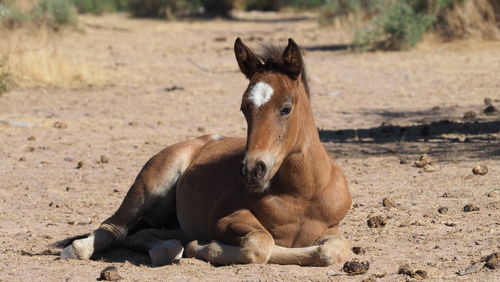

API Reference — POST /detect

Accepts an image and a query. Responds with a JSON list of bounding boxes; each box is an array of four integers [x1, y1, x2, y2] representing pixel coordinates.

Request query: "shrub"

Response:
[[0, 2, 30, 28], [72, 0, 129, 15], [354, 1, 436, 50], [201, 0, 233, 16], [245, 0, 283, 11], [0, 56, 10, 95], [128, 0, 201, 18], [33, 0, 77, 27]]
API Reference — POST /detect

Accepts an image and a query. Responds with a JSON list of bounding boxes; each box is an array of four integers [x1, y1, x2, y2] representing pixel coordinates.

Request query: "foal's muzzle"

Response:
[[242, 154, 275, 191]]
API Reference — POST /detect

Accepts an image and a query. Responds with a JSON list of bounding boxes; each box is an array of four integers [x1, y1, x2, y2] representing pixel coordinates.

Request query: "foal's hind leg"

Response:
[[125, 228, 188, 265], [61, 135, 216, 260]]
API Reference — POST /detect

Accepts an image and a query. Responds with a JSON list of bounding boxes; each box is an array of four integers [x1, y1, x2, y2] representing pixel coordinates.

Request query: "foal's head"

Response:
[[234, 38, 311, 192]]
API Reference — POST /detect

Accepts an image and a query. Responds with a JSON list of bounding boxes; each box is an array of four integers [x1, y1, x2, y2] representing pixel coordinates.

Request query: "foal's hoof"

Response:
[[60, 245, 78, 259], [148, 239, 184, 266], [60, 240, 93, 260]]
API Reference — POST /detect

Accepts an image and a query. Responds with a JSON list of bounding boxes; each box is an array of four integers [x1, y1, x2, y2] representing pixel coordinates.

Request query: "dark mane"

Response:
[[256, 44, 310, 98]]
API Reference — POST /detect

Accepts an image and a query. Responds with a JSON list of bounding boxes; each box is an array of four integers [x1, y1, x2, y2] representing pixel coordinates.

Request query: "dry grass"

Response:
[[0, 27, 111, 88], [438, 0, 499, 40]]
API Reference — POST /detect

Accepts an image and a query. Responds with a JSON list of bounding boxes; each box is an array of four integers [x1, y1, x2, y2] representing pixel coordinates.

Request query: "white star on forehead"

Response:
[[248, 82, 274, 107]]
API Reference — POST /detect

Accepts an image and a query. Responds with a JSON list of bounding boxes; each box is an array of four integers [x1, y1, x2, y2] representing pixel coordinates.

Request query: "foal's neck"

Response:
[[277, 92, 332, 197]]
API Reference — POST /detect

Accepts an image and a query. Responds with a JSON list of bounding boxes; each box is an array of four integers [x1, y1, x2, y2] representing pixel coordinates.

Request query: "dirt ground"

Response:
[[1, 12, 499, 281]]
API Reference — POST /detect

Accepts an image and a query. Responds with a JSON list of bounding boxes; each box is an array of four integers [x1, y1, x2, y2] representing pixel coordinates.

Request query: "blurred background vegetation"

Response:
[[1, 0, 498, 48], [0, 0, 499, 92]]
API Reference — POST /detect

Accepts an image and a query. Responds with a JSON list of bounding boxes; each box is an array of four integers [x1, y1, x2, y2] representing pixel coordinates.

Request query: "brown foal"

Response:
[[61, 38, 352, 266]]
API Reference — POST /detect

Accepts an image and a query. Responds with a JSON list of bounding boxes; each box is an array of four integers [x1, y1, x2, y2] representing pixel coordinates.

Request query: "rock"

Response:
[[398, 264, 427, 278], [100, 155, 109, 164], [76, 161, 84, 169], [25, 146, 35, 152], [456, 261, 483, 276], [342, 260, 369, 275], [484, 105, 498, 115], [367, 216, 386, 228], [19, 156, 26, 161], [128, 121, 138, 126], [100, 266, 122, 281], [399, 158, 409, 164], [197, 126, 206, 133], [472, 164, 488, 175], [484, 97, 492, 106], [27, 135, 36, 141], [463, 111, 477, 121], [487, 191, 499, 198], [65, 186, 73, 191], [382, 197, 396, 208], [53, 121, 67, 129], [361, 278, 376, 282], [438, 207, 448, 214], [415, 154, 432, 168], [423, 164, 437, 172], [463, 204, 480, 212], [398, 264, 414, 276], [485, 252, 500, 269], [415, 270, 428, 279], [163, 85, 184, 92], [352, 246, 366, 255]]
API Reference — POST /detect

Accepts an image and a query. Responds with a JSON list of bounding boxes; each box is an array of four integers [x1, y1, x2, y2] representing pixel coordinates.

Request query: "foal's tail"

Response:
[[61, 134, 221, 260]]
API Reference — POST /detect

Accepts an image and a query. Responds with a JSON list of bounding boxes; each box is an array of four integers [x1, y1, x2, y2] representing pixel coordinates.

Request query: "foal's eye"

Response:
[[280, 106, 292, 116]]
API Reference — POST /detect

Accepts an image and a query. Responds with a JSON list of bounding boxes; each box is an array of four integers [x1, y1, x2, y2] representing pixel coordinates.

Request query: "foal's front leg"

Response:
[[184, 210, 275, 265], [269, 228, 351, 266]]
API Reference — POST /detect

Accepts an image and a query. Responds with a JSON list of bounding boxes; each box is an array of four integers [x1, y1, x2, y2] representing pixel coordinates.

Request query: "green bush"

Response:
[[0, 3, 29, 28], [354, 1, 436, 50], [34, 0, 78, 27], [72, 0, 129, 15], [0, 56, 10, 95]]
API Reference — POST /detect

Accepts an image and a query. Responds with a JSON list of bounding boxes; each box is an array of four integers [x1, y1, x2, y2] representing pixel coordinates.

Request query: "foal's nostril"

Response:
[[255, 160, 267, 178]]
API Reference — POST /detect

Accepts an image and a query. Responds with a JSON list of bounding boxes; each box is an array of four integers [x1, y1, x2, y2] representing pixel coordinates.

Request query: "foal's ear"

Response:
[[234, 37, 258, 79], [282, 38, 303, 79]]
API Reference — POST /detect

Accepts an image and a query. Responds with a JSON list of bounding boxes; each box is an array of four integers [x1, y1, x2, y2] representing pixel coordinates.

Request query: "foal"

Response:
[[61, 38, 352, 266]]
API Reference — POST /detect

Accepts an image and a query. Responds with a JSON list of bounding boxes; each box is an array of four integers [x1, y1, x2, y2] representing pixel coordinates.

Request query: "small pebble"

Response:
[[382, 197, 396, 208], [128, 121, 138, 126], [438, 207, 448, 214], [484, 97, 492, 106], [197, 126, 206, 133], [100, 155, 109, 164], [27, 135, 36, 141], [423, 164, 437, 172], [19, 157, 26, 161], [100, 266, 122, 281], [484, 105, 498, 115], [463, 204, 480, 212], [76, 161, 84, 169], [352, 246, 366, 255], [485, 252, 499, 269], [472, 164, 488, 175], [463, 111, 476, 121], [342, 260, 369, 275], [367, 216, 386, 228], [415, 154, 432, 168], [53, 121, 68, 129]]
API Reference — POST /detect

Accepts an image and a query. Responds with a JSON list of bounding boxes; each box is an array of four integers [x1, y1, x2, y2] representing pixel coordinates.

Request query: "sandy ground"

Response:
[[1, 12, 499, 281]]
